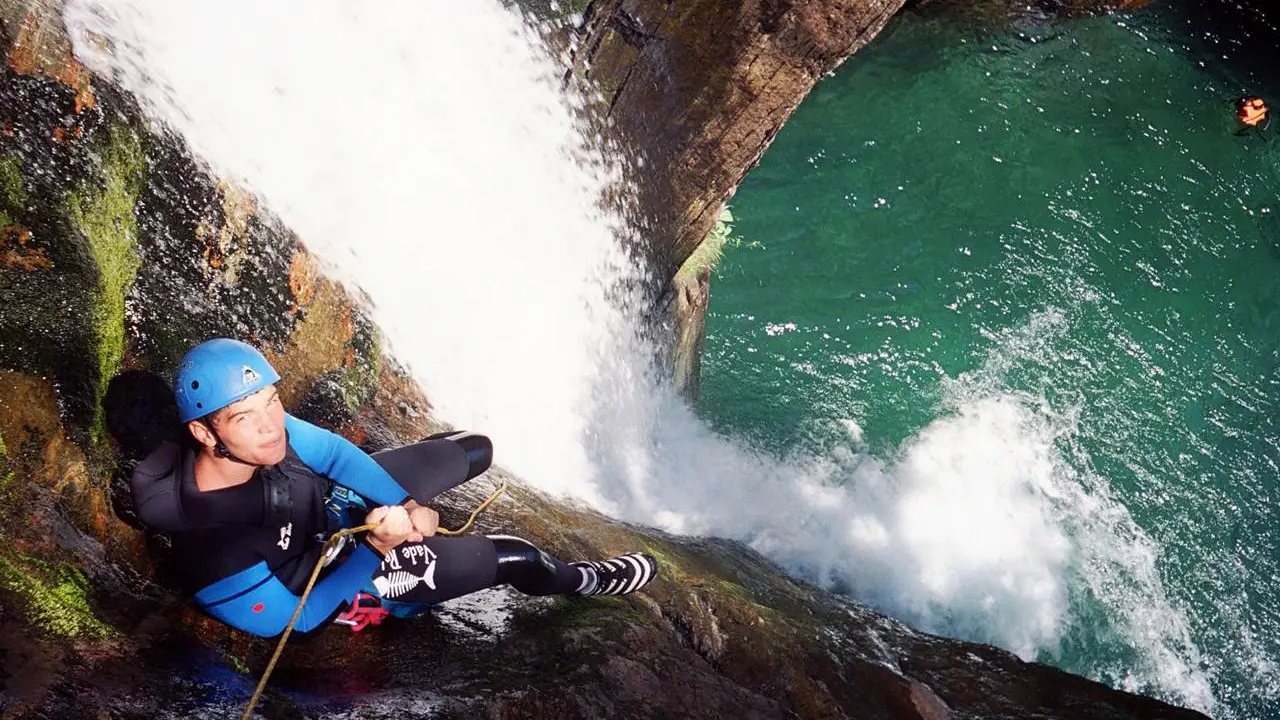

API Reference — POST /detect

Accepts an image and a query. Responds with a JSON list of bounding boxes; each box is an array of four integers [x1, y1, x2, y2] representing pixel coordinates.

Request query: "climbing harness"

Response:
[[240, 478, 507, 720]]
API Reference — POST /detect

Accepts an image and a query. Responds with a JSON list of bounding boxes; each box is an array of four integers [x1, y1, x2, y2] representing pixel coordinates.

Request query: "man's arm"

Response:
[[193, 541, 384, 637], [284, 413, 411, 505]]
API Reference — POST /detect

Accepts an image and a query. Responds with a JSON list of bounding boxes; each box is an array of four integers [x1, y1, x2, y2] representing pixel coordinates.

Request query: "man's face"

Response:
[[200, 385, 287, 465]]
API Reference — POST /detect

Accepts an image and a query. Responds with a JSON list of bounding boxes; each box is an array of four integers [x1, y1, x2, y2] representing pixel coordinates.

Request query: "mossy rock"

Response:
[[0, 60, 306, 445], [0, 153, 24, 224], [291, 311, 382, 430], [0, 431, 10, 497], [65, 125, 146, 445], [0, 552, 115, 639], [0, 68, 113, 441]]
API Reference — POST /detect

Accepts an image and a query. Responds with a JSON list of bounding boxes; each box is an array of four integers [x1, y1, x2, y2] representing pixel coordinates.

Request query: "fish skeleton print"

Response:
[[373, 544, 438, 598]]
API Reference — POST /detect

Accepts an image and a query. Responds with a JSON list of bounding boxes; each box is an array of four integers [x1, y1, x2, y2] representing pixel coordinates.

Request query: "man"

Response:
[[130, 338, 656, 637], [1235, 96, 1270, 139]]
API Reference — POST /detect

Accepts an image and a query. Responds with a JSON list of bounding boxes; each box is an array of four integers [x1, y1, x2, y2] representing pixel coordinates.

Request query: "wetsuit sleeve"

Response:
[[284, 413, 411, 505], [193, 542, 384, 637]]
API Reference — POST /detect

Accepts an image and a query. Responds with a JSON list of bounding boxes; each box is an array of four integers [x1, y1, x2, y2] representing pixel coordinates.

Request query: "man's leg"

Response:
[[369, 535, 656, 605], [369, 431, 493, 503]]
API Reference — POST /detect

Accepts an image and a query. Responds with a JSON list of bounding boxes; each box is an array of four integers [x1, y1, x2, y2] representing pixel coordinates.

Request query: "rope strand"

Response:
[[240, 480, 506, 719], [435, 479, 507, 536]]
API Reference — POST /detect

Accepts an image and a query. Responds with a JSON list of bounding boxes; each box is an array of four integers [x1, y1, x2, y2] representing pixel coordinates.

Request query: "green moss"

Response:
[[340, 314, 382, 413], [0, 553, 116, 639], [531, 594, 650, 631], [677, 205, 763, 279], [643, 542, 783, 626], [224, 652, 250, 675], [65, 128, 146, 444], [714, 576, 775, 616], [296, 317, 383, 426], [643, 543, 690, 584], [0, 154, 25, 208], [0, 154, 25, 228], [0, 434, 9, 495]]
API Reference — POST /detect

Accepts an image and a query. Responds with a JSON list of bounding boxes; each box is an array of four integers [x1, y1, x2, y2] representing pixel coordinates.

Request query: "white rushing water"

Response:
[[62, 1, 1212, 711]]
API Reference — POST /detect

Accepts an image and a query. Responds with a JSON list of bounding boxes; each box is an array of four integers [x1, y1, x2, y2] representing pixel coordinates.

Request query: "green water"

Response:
[[701, 3, 1280, 717]]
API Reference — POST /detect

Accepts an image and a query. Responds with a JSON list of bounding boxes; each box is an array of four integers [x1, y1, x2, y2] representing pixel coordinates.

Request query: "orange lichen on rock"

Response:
[[0, 225, 51, 270], [50, 125, 82, 145], [267, 266, 358, 406], [6, 8, 96, 113], [194, 183, 257, 288], [288, 247, 318, 307], [0, 372, 91, 554], [336, 422, 368, 447]]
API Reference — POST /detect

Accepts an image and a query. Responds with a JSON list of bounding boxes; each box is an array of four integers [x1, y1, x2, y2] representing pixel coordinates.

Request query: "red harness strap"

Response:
[[333, 591, 389, 632]]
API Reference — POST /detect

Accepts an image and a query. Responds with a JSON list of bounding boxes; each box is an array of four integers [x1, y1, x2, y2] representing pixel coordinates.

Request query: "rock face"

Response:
[[567, 0, 905, 400], [667, 269, 710, 403], [569, 0, 906, 279], [0, 2, 1210, 719]]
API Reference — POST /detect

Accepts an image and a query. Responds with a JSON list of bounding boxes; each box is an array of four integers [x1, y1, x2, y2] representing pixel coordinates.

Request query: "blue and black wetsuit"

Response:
[[133, 414, 587, 637]]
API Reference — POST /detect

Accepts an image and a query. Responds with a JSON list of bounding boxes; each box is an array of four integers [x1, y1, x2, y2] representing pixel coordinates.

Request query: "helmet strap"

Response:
[[201, 418, 257, 467]]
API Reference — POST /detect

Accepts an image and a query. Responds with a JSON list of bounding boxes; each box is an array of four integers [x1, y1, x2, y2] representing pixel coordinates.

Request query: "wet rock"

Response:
[[572, 0, 906, 279], [666, 267, 710, 403]]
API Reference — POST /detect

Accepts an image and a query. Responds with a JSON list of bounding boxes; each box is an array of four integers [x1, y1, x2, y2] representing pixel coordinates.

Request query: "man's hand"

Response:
[[365, 505, 414, 554], [403, 500, 440, 538]]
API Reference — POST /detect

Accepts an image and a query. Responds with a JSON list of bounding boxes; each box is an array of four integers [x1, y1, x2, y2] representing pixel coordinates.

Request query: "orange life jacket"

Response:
[[1239, 98, 1268, 126]]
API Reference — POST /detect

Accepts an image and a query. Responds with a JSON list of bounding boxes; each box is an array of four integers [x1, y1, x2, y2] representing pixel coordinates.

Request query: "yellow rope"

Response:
[[435, 479, 507, 536], [240, 479, 507, 719]]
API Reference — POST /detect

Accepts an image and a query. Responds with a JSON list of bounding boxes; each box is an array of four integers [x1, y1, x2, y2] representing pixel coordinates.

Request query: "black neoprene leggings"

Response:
[[366, 434, 583, 604], [369, 534, 584, 604]]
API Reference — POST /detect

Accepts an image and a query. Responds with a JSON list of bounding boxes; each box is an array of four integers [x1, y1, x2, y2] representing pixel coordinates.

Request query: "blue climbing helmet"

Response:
[[174, 338, 281, 422]]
